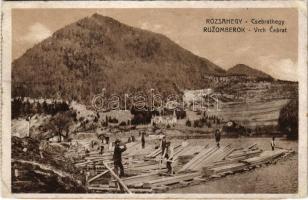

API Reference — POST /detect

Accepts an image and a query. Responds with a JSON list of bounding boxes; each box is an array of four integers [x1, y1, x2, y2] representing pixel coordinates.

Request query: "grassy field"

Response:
[[206, 99, 290, 127]]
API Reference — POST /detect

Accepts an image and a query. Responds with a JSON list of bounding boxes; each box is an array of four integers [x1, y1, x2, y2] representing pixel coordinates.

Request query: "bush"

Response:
[[108, 117, 118, 123], [130, 106, 153, 125], [186, 120, 191, 127], [193, 119, 204, 128], [11, 98, 70, 119], [278, 99, 298, 139], [175, 109, 186, 119], [119, 121, 126, 126]]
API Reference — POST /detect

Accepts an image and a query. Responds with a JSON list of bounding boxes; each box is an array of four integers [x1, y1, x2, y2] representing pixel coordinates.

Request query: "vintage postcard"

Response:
[[1, 1, 307, 199]]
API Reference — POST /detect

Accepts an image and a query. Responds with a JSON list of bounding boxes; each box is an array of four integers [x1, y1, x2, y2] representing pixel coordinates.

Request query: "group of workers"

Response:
[[107, 129, 277, 178], [111, 129, 223, 177]]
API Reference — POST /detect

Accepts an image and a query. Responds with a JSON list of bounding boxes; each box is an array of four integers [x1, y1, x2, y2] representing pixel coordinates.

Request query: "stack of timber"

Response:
[[112, 172, 162, 188], [175, 145, 203, 166], [74, 141, 293, 193], [125, 160, 166, 173], [202, 148, 292, 177], [225, 143, 262, 161], [145, 144, 181, 160], [242, 149, 288, 165], [177, 145, 204, 157], [179, 145, 234, 172]]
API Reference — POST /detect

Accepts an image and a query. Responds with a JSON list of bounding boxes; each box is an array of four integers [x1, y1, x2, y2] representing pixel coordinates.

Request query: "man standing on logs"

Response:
[[215, 129, 221, 148], [158, 135, 167, 167], [141, 131, 146, 149], [161, 135, 167, 155], [113, 139, 127, 177], [271, 136, 276, 151], [164, 141, 174, 175]]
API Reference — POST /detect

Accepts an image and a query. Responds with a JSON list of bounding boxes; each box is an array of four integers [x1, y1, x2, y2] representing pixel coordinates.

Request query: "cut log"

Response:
[[103, 162, 132, 194], [116, 172, 161, 187], [179, 145, 214, 172], [189, 145, 233, 171], [146, 172, 201, 186], [88, 186, 153, 193], [243, 150, 287, 165], [88, 170, 109, 183]]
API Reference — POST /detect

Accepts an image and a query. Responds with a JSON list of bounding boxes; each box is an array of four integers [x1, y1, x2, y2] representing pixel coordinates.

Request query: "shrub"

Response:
[[186, 120, 191, 127], [108, 117, 118, 123], [119, 121, 126, 126], [278, 99, 298, 139]]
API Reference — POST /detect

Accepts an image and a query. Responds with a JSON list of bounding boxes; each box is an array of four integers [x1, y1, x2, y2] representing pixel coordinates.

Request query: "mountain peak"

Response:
[[12, 14, 225, 103], [91, 13, 120, 24], [227, 64, 272, 79]]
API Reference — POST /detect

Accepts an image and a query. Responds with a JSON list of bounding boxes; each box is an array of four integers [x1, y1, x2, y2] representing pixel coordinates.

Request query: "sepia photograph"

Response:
[[1, 1, 307, 198]]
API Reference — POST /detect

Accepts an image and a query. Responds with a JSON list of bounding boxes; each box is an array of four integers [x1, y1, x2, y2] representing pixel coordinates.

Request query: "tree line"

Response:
[[12, 98, 70, 119]]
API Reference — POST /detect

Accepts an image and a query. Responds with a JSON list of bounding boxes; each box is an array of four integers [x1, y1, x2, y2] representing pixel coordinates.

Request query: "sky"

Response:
[[12, 8, 298, 81]]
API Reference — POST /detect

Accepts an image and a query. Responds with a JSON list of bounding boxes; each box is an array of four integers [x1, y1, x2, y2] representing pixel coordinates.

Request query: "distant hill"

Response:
[[227, 64, 273, 79], [12, 13, 225, 103]]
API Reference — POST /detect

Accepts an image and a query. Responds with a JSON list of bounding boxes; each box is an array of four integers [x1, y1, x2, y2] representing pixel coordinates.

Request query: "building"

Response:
[[151, 110, 177, 126]]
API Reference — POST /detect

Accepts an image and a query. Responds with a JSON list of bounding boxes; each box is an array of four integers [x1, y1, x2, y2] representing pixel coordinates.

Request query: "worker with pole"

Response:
[[113, 139, 127, 177]]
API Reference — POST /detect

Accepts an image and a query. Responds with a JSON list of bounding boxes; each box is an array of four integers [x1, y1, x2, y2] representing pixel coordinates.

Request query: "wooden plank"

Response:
[[178, 145, 204, 157], [88, 170, 109, 183], [243, 150, 286, 164], [173, 146, 186, 157], [117, 173, 162, 186], [207, 162, 248, 175], [103, 162, 132, 194], [121, 172, 160, 181], [228, 149, 262, 159], [179, 145, 213, 172], [145, 148, 161, 158], [88, 186, 153, 193], [190, 145, 233, 171], [127, 160, 157, 168], [147, 172, 201, 186], [189, 145, 231, 171], [146, 145, 182, 159], [127, 164, 166, 172], [248, 143, 258, 149]]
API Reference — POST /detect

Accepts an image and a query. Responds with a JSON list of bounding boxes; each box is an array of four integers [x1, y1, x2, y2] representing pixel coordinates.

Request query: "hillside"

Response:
[[227, 64, 273, 79], [12, 13, 225, 103]]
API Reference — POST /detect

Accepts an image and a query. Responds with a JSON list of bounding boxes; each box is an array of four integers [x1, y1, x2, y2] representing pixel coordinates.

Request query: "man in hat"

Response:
[[113, 139, 127, 177]]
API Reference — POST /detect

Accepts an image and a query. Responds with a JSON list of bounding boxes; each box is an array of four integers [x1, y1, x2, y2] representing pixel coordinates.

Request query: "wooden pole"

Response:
[[103, 162, 132, 194], [88, 170, 109, 183]]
